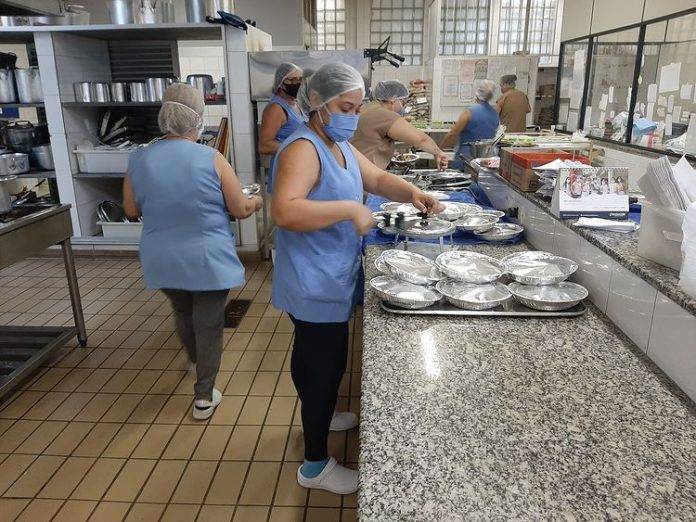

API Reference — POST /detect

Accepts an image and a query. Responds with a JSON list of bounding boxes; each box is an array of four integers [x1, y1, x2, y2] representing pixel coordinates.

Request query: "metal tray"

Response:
[[379, 299, 587, 317]]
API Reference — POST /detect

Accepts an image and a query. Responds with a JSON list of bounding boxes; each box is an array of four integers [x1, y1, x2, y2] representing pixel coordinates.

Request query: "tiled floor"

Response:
[[0, 256, 362, 521]]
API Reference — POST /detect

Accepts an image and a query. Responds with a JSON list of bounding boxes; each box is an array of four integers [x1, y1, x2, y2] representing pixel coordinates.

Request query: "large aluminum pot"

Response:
[[111, 82, 128, 102], [186, 74, 214, 97], [0, 153, 30, 176], [31, 144, 54, 170], [146, 77, 174, 102], [0, 69, 16, 103], [2, 122, 48, 153], [74, 81, 92, 102], [107, 0, 134, 24], [186, 0, 234, 22], [93, 82, 111, 103], [129, 82, 147, 102], [462, 140, 496, 160], [134, 0, 158, 24], [15, 67, 42, 103], [159, 0, 176, 22]]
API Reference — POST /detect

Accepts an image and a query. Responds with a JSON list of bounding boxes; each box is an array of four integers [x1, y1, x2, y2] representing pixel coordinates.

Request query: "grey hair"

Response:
[[475, 79, 497, 102]]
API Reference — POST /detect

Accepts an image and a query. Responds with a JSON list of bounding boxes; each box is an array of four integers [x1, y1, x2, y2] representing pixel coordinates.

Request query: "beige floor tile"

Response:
[[137, 460, 187, 503], [223, 424, 261, 461], [71, 458, 126, 500], [268, 333, 293, 351], [100, 394, 144, 423], [155, 395, 192, 424], [44, 421, 95, 455], [101, 349, 136, 369], [131, 424, 177, 459], [53, 500, 98, 522], [249, 371, 280, 396], [104, 459, 157, 502], [308, 487, 341, 507], [0, 454, 37, 494], [269, 506, 305, 522], [284, 427, 304, 462], [37, 456, 95, 499], [0, 419, 41, 452], [343, 492, 357, 508], [124, 370, 162, 394], [0, 391, 45, 418], [14, 420, 67, 454], [254, 425, 290, 461], [225, 332, 252, 351], [77, 349, 114, 369], [124, 503, 166, 521], [274, 373, 296, 396], [0, 498, 31, 520], [170, 461, 217, 504], [247, 332, 273, 350], [22, 391, 69, 419], [192, 425, 234, 460], [236, 351, 264, 372], [259, 351, 287, 372], [233, 506, 269, 522], [127, 394, 168, 424], [265, 396, 296, 426], [88, 501, 131, 521], [205, 461, 248, 505], [160, 503, 201, 521], [198, 505, 235, 521], [160, 424, 204, 459], [208, 395, 245, 426], [76, 368, 117, 393], [121, 350, 156, 369], [100, 369, 140, 394], [238, 461, 281, 505], [143, 349, 177, 370], [74, 393, 120, 422], [15, 498, 64, 522], [74, 423, 123, 457], [225, 371, 255, 395], [237, 396, 271, 425], [28, 367, 71, 391], [274, 463, 308, 507], [305, 507, 340, 522], [5, 454, 66, 497], [48, 392, 95, 421], [53, 369, 94, 392], [220, 350, 243, 371], [341, 508, 358, 521]]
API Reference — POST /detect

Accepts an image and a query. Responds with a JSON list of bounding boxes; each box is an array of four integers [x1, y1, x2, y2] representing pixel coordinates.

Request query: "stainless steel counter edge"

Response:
[[0, 204, 72, 235]]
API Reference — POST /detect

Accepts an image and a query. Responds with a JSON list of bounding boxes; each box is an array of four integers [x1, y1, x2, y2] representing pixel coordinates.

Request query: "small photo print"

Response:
[[562, 168, 626, 199]]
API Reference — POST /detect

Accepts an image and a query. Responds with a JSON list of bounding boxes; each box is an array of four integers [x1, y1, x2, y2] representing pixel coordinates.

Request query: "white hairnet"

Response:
[[273, 62, 301, 92], [475, 79, 496, 102], [158, 83, 204, 136], [307, 62, 365, 113], [297, 78, 311, 116], [371, 80, 409, 101], [500, 74, 517, 86]]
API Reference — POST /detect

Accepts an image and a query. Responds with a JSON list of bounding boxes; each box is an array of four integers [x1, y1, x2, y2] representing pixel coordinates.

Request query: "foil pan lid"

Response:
[[381, 250, 443, 284], [436, 280, 511, 303], [369, 276, 441, 304], [508, 281, 588, 303], [435, 251, 505, 280], [475, 223, 524, 240], [503, 251, 578, 279], [400, 218, 455, 237], [380, 202, 419, 215]]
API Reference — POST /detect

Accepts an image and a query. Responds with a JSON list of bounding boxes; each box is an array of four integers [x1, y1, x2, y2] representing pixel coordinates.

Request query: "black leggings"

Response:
[[289, 315, 349, 461]]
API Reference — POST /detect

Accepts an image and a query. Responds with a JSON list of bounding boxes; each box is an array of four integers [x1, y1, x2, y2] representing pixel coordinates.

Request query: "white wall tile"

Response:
[[229, 93, 253, 135], [574, 240, 616, 313], [524, 207, 556, 252], [226, 52, 250, 94], [606, 263, 658, 351], [232, 133, 255, 173], [647, 293, 696, 402]]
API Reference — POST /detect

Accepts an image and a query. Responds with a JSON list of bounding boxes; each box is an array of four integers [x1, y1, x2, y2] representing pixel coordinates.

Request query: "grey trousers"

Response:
[[162, 288, 229, 401]]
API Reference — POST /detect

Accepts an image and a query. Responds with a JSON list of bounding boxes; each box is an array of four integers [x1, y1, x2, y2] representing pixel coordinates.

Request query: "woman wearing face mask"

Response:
[[258, 62, 306, 192], [123, 83, 262, 420], [272, 64, 442, 495], [351, 80, 449, 170]]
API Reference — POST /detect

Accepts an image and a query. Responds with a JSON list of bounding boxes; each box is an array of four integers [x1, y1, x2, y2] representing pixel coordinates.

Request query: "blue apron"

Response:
[[128, 139, 245, 291], [272, 127, 364, 323], [267, 94, 308, 193], [452, 102, 500, 170]]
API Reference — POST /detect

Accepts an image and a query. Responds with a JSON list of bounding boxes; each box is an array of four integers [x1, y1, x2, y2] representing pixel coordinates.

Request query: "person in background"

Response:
[[258, 62, 307, 191], [496, 74, 531, 133], [441, 79, 500, 170], [123, 83, 262, 420], [351, 80, 449, 170], [272, 63, 442, 495]]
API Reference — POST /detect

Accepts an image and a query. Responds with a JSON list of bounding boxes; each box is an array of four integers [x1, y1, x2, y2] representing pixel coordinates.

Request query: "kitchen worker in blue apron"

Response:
[[258, 62, 307, 192], [271, 63, 443, 495], [441, 79, 500, 170]]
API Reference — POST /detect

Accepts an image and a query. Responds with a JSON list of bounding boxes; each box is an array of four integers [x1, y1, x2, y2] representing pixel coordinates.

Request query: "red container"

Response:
[[509, 151, 589, 191]]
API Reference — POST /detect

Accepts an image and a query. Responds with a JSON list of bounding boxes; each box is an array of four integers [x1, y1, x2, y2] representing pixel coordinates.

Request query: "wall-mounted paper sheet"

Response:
[[608, 86, 614, 103], [665, 114, 673, 135], [459, 61, 475, 83], [569, 88, 582, 109], [610, 110, 615, 118], [639, 102, 646, 113], [599, 93, 608, 110], [658, 95, 667, 107], [442, 59, 459, 75], [558, 104, 569, 124], [599, 111, 606, 125], [646, 102, 655, 120], [458, 83, 473, 101], [567, 111, 579, 131], [681, 83, 693, 101], [442, 76, 458, 97], [584, 107, 592, 129], [668, 94, 675, 112], [673, 105, 682, 122], [659, 62, 681, 93], [647, 83, 657, 102], [657, 107, 666, 118]]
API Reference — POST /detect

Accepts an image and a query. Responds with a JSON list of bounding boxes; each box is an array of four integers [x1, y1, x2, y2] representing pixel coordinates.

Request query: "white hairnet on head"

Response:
[[371, 80, 409, 101], [307, 62, 365, 113], [475, 79, 496, 102], [297, 81, 311, 116], [273, 62, 301, 92], [158, 83, 205, 136]]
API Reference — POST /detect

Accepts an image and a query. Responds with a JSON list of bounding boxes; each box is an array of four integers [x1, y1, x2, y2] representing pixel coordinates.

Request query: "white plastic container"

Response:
[[637, 200, 685, 271], [74, 148, 132, 173], [97, 221, 143, 240]]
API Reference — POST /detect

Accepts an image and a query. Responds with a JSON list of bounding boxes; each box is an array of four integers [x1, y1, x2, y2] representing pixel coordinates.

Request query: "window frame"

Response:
[[315, 0, 347, 51], [369, 0, 426, 65]]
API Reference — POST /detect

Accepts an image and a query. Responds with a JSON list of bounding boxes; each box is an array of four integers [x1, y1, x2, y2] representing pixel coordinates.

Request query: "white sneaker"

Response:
[[296, 457, 358, 495], [188, 361, 196, 373], [192, 388, 222, 420], [329, 411, 358, 431]]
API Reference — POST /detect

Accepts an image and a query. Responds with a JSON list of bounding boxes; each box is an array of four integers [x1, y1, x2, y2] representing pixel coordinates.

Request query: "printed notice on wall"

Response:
[[458, 83, 473, 102], [666, 114, 674, 135], [681, 83, 693, 101], [647, 83, 657, 103], [459, 61, 475, 84], [569, 88, 582, 110], [646, 102, 655, 120], [474, 59, 488, 80], [599, 93, 608, 111], [442, 76, 458, 97], [608, 86, 615, 103], [659, 62, 681, 93], [442, 59, 459, 76]]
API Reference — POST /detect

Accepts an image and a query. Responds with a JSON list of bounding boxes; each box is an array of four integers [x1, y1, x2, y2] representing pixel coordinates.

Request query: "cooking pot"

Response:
[[92, 82, 111, 103], [134, 0, 158, 24], [0, 153, 30, 176], [31, 144, 54, 170], [2, 122, 49, 152], [74, 81, 92, 102], [460, 140, 497, 160], [15, 67, 42, 103], [186, 74, 214, 97], [111, 82, 128, 102], [186, 0, 234, 22], [107, 0, 134, 24], [0, 69, 16, 103], [146, 77, 174, 101], [128, 82, 147, 102]]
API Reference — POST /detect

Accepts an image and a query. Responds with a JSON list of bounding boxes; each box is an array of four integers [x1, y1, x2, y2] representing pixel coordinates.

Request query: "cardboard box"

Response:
[[508, 150, 590, 192]]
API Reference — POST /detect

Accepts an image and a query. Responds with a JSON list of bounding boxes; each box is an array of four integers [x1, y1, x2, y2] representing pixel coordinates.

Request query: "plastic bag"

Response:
[[680, 201, 696, 298]]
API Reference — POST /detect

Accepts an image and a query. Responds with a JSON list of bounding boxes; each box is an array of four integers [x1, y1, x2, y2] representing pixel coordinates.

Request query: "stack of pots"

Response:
[[73, 78, 175, 103], [0, 52, 44, 104]]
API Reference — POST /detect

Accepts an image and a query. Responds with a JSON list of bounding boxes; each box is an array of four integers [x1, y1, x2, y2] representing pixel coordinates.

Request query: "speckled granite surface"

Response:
[[359, 244, 696, 521], [496, 174, 696, 316]]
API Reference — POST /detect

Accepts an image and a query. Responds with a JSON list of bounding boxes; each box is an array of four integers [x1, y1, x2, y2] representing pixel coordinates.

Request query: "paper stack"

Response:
[[638, 156, 696, 211], [534, 159, 588, 199]]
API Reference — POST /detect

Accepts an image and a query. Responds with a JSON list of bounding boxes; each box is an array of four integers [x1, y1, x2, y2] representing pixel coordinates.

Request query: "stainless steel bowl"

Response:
[[455, 214, 499, 232], [391, 152, 419, 168], [399, 218, 455, 239], [369, 276, 441, 309], [474, 222, 524, 241], [436, 279, 512, 310], [508, 281, 588, 311], [381, 249, 443, 286], [435, 251, 505, 284], [503, 251, 578, 285], [242, 183, 261, 197], [380, 202, 420, 215]]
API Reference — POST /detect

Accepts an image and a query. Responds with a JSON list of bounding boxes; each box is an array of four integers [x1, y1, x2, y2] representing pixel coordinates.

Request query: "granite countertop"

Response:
[[486, 170, 696, 316], [359, 244, 696, 521]]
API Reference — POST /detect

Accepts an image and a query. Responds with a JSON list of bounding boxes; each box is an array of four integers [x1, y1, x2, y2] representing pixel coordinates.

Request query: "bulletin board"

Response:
[[431, 54, 540, 123]]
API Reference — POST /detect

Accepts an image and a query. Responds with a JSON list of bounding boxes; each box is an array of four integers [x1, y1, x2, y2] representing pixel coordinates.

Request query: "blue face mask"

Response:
[[321, 109, 359, 142]]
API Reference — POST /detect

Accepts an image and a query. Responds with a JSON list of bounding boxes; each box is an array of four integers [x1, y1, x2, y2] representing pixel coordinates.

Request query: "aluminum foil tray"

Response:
[[399, 218, 455, 239], [369, 276, 441, 309], [436, 251, 505, 284], [474, 223, 523, 241], [379, 299, 587, 317], [503, 251, 578, 285], [508, 281, 588, 311], [435, 280, 512, 310], [455, 214, 499, 232], [381, 250, 443, 285]]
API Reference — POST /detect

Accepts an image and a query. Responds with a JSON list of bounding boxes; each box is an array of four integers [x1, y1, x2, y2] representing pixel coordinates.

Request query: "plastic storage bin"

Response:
[[97, 221, 143, 240], [637, 200, 685, 271], [75, 148, 132, 173]]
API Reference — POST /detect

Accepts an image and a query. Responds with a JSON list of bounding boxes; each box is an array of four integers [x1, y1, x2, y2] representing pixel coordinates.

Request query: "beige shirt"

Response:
[[350, 102, 401, 170], [497, 88, 531, 133]]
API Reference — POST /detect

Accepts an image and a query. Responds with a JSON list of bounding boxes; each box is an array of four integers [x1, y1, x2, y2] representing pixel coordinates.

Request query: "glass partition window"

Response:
[[557, 40, 589, 132], [316, 0, 346, 50], [370, 0, 425, 65], [439, 0, 490, 55]]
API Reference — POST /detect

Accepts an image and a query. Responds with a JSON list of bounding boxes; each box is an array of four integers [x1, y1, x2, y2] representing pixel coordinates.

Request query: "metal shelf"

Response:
[[0, 102, 45, 108], [73, 172, 124, 179], [0, 23, 223, 42], [63, 99, 227, 107], [15, 170, 56, 179]]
